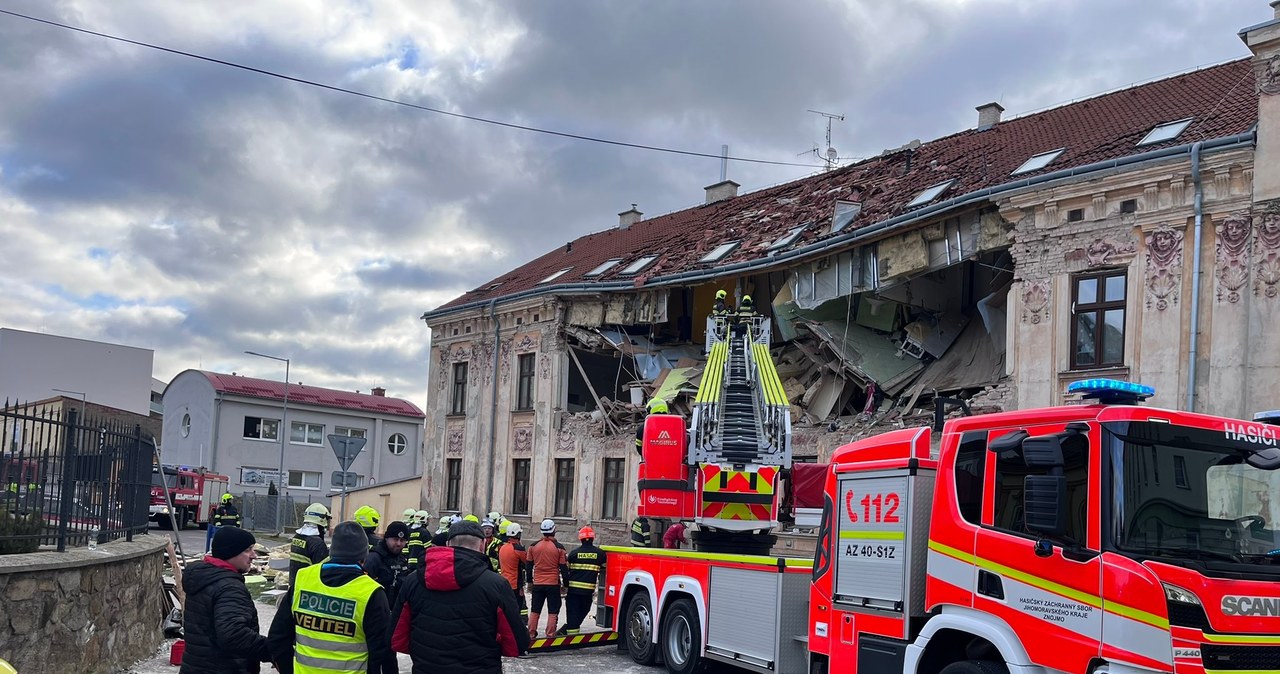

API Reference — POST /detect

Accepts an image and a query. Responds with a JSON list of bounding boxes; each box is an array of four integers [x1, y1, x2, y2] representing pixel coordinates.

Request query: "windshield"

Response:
[[151, 469, 177, 489], [1105, 421, 1279, 567]]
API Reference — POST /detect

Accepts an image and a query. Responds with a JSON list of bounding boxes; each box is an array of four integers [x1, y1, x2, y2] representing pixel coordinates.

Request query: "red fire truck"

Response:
[[602, 317, 1280, 674], [150, 464, 229, 529]]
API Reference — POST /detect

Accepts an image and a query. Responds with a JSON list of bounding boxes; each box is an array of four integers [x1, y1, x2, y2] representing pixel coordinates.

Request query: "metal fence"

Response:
[[235, 491, 327, 533], [1, 401, 152, 553]]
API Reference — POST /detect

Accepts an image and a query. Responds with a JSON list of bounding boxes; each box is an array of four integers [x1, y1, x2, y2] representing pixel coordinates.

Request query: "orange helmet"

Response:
[[578, 526, 595, 540]]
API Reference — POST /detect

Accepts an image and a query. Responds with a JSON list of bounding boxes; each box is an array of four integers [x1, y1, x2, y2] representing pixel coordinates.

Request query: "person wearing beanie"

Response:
[[268, 522, 397, 674], [180, 526, 273, 674], [391, 520, 530, 673], [524, 519, 569, 639], [365, 521, 411, 608]]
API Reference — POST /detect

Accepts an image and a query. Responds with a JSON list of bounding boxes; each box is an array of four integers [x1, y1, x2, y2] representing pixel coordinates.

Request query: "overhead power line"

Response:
[[0, 8, 824, 169]]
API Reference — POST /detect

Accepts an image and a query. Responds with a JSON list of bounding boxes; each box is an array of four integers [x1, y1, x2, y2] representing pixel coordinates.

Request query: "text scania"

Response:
[[1221, 595, 1280, 617], [1223, 421, 1279, 447]]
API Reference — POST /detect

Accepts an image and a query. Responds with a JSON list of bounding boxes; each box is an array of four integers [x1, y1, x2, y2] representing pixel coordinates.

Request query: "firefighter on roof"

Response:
[[557, 526, 607, 635]]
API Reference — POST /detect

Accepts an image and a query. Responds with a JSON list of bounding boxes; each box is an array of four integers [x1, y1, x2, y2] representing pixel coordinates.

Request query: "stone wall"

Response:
[[0, 537, 166, 674]]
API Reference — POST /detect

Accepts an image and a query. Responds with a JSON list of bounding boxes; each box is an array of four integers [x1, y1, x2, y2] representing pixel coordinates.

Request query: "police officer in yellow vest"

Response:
[[267, 521, 398, 674]]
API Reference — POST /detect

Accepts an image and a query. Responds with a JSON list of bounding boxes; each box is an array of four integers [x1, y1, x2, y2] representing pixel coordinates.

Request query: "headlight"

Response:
[[1163, 583, 1201, 605]]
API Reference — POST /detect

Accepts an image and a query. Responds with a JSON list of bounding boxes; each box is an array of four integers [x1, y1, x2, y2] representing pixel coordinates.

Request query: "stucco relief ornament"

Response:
[[1256, 53, 1280, 96], [477, 340, 495, 385], [499, 339, 512, 385], [512, 425, 533, 454], [1216, 212, 1252, 304], [446, 427, 464, 455], [1254, 209, 1280, 298], [1065, 237, 1137, 268], [514, 334, 537, 352], [1144, 226, 1184, 311], [539, 353, 552, 380], [557, 432, 576, 454], [1021, 281, 1050, 324], [436, 349, 449, 391]]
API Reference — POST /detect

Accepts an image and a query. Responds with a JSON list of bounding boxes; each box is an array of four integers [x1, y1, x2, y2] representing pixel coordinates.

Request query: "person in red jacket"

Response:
[[663, 521, 688, 549], [390, 520, 528, 673]]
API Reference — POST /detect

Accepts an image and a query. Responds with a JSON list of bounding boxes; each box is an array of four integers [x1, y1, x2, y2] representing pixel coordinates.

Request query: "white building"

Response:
[[0, 328, 154, 416], [161, 370, 425, 498]]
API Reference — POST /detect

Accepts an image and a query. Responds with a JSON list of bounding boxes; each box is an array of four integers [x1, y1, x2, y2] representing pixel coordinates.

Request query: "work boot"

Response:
[[528, 612, 541, 640], [546, 614, 559, 637], [554, 625, 569, 636]]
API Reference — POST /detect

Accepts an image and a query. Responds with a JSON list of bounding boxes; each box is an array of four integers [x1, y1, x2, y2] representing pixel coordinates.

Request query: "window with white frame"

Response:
[[1137, 118, 1193, 146], [1011, 148, 1065, 175], [334, 426, 366, 439], [700, 241, 740, 264], [538, 267, 573, 284], [906, 180, 955, 208], [287, 470, 321, 490], [387, 433, 407, 456], [290, 421, 324, 446], [243, 416, 279, 441], [584, 259, 622, 277], [831, 201, 862, 233], [619, 255, 658, 275], [770, 225, 808, 252]]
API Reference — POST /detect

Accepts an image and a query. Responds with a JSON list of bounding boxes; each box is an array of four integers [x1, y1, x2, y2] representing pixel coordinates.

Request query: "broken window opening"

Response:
[[565, 346, 639, 414]]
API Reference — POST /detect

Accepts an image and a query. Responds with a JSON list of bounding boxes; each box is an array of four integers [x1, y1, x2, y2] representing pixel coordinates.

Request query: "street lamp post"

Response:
[[245, 351, 290, 535], [50, 388, 87, 420]]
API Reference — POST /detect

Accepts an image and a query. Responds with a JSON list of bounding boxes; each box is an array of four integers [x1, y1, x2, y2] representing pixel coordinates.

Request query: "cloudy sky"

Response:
[[0, 0, 1267, 408]]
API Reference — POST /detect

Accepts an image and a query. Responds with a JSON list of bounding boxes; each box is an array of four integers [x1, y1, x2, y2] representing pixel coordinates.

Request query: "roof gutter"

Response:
[[422, 129, 1256, 322]]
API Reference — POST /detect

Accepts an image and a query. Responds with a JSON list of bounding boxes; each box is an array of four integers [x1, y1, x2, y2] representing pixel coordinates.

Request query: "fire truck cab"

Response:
[[604, 380, 1280, 674], [150, 464, 229, 530]]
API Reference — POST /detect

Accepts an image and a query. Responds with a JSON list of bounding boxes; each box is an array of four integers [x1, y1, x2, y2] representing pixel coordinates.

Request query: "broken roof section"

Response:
[[425, 59, 1255, 319]]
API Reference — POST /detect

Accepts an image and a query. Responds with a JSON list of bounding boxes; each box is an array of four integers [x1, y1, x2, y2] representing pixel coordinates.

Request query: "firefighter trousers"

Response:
[[563, 591, 592, 631], [530, 585, 561, 615]]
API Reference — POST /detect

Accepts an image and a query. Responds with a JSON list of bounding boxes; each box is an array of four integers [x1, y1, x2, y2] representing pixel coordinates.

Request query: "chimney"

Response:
[[371, 387, 386, 397], [976, 102, 1005, 131], [704, 179, 740, 204], [618, 204, 643, 229]]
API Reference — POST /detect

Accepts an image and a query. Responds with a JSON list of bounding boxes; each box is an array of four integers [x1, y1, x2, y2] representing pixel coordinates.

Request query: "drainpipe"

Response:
[[486, 299, 500, 511], [1186, 141, 1204, 412]]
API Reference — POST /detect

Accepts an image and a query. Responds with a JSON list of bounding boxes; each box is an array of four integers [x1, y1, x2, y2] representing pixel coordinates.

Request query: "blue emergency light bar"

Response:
[[1067, 379, 1155, 404], [1255, 410, 1280, 426]]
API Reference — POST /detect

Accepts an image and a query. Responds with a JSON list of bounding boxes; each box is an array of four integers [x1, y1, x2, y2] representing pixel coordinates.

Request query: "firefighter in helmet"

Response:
[[353, 505, 381, 550], [732, 294, 759, 338], [405, 509, 430, 569], [289, 503, 331, 586], [558, 526, 607, 635], [635, 397, 669, 457], [711, 288, 734, 338]]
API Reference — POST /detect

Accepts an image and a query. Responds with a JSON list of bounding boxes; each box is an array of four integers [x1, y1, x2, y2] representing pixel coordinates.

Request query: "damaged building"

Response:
[[419, 29, 1280, 539]]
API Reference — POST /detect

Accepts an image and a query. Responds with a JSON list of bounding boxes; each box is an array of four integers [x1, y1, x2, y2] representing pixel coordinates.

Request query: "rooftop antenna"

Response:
[[805, 109, 845, 170]]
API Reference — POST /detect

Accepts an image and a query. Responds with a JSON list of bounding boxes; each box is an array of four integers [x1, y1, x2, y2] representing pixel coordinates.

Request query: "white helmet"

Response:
[[540, 518, 556, 535], [449, 514, 462, 525], [506, 522, 522, 538], [486, 511, 502, 522], [481, 518, 495, 532], [303, 503, 331, 526]]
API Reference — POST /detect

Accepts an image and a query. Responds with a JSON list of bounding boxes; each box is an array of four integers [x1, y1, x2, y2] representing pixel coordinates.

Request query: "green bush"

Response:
[[0, 505, 43, 554]]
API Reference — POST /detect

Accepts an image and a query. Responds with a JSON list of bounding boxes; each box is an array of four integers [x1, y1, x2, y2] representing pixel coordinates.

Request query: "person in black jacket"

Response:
[[391, 520, 529, 673], [268, 521, 399, 674], [181, 526, 273, 674], [365, 521, 410, 607]]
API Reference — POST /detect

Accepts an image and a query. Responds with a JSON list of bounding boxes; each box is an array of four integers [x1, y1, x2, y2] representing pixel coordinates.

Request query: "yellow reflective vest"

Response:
[[291, 564, 381, 674]]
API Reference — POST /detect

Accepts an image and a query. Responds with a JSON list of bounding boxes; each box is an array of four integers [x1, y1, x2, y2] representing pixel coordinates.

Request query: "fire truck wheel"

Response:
[[939, 660, 1008, 674], [624, 592, 659, 665], [176, 509, 189, 530], [660, 598, 705, 674]]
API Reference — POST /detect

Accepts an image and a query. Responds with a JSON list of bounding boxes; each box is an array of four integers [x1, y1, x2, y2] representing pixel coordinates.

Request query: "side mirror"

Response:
[[1022, 435, 1064, 468], [1023, 474, 1066, 537]]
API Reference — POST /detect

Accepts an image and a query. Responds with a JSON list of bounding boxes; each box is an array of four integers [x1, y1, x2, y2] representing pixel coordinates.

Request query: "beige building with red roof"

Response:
[[419, 8, 1280, 541]]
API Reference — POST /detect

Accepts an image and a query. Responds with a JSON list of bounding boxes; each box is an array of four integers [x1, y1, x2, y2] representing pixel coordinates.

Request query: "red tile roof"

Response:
[[429, 59, 1257, 318], [200, 371, 424, 418]]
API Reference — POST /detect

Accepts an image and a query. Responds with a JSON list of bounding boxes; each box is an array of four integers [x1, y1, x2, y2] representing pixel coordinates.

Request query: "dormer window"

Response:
[[538, 267, 573, 284], [699, 241, 740, 264], [1011, 148, 1065, 176], [1137, 118, 1193, 146], [830, 201, 862, 234], [906, 180, 955, 208]]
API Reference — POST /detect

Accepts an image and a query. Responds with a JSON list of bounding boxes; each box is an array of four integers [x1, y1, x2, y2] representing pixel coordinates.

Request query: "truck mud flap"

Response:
[[527, 630, 619, 653]]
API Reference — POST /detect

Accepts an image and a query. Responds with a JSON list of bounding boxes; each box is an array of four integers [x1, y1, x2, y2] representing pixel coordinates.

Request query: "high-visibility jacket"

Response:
[[630, 518, 651, 547], [405, 524, 428, 568], [213, 503, 241, 528], [565, 542, 607, 594], [288, 532, 328, 587], [290, 564, 381, 674], [485, 536, 501, 572]]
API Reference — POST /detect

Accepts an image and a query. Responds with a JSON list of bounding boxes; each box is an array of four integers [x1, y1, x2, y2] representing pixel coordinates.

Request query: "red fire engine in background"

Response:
[[150, 464, 228, 530], [600, 312, 1280, 674]]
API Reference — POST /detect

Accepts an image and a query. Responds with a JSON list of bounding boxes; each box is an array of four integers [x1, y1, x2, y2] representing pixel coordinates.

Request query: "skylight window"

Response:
[[484, 282, 503, 291], [906, 180, 955, 208], [699, 241, 740, 264], [537, 267, 573, 284], [1138, 118, 1192, 146], [769, 225, 807, 252], [1011, 148, 1065, 176], [584, 258, 622, 277], [619, 255, 658, 275], [830, 201, 862, 234]]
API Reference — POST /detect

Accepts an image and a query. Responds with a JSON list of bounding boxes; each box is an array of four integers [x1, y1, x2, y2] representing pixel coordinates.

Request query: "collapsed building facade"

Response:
[[419, 21, 1280, 539]]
